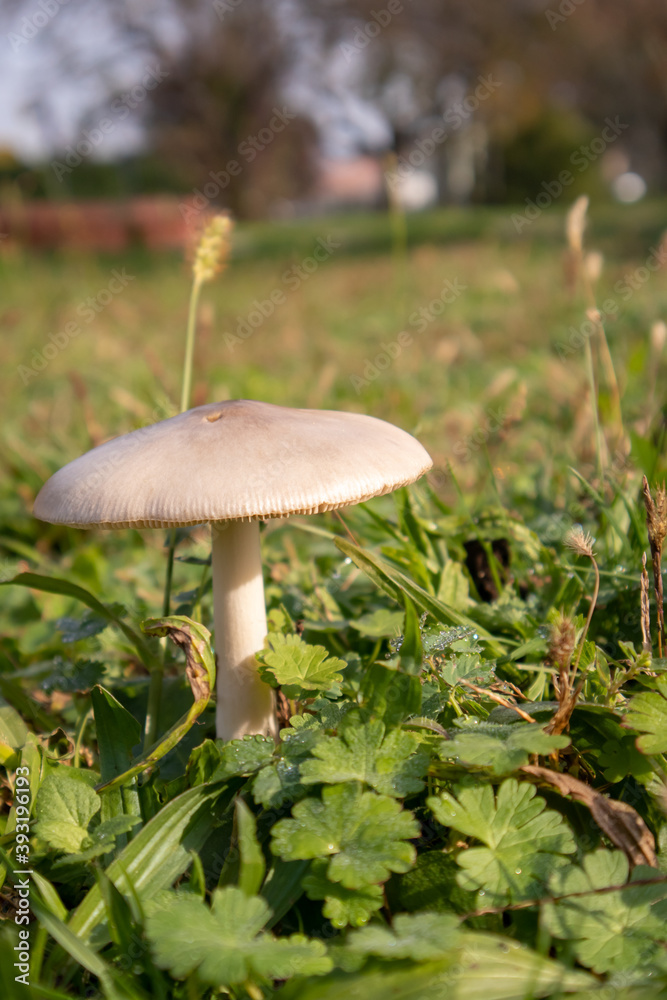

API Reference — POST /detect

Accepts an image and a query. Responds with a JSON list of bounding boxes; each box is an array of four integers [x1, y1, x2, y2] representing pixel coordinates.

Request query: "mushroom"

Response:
[[33, 400, 432, 741]]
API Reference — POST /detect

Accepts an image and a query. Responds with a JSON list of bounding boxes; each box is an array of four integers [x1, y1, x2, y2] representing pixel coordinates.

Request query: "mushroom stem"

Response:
[[211, 521, 277, 741]]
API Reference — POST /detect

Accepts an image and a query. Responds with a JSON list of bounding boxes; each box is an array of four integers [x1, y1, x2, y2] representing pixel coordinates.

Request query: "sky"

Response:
[[0, 0, 396, 164], [0, 0, 181, 162]]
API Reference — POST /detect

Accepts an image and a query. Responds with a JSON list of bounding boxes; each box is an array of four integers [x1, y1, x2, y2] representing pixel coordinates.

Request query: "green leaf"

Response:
[[56, 610, 110, 643], [1, 572, 157, 668], [428, 778, 576, 904], [68, 780, 230, 946], [97, 616, 215, 791], [252, 758, 303, 809], [279, 934, 594, 999], [34, 771, 100, 854], [595, 735, 655, 785], [543, 850, 667, 973], [259, 633, 346, 696], [386, 850, 478, 916], [361, 662, 422, 726], [57, 815, 142, 865], [91, 685, 142, 835], [43, 657, 105, 694], [624, 676, 667, 754], [345, 911, 460, 960], [349, 609, 404, 637], [212, 734, 276, 781], [271, 783, 419, 889], [335, 537, 505, 656], [0, 702, 29, 751], [301, 717, 429, 797], [399, 596, 424, 675], [29, 895, 136, 1000], [92, 686, 142, 783], [236, 798, 266, 897], [438, 723, 570, 775], [302, 859, 384, 928], [146, 885, 332, 986]]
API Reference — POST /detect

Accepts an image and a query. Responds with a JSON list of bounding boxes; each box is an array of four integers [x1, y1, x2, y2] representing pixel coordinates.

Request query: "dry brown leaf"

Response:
[[521, 764, 657, 868]]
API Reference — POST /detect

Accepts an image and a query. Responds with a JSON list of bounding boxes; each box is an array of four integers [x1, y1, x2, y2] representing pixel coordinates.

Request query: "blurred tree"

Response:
[[2, 0, 667, 207]]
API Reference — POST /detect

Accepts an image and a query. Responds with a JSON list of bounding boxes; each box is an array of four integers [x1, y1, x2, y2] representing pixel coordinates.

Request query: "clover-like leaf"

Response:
[[259, 634, 346, 696], [595, 735, 654, 785], [250, 719, 321, 809], [271, 783, 419, 889], [212, 734, 276, 780], [427, 778, 575, 904], [345, 911, 460, 961], [301, 718, 429, 797], [146, 885, 331, 986], [439, 723, 569, 775], [303, 859, 384, 928], [624, 677, 667, 754], [34, 771, 100, 854], [543, 850, 667, 973]]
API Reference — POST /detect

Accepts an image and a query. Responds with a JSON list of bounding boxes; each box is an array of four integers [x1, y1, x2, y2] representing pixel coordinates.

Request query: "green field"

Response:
[[2, 202, 667, 999]]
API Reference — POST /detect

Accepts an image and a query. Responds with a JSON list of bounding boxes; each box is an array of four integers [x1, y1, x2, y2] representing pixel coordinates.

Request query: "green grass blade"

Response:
[[335, 537, 505, 655], [68, 780, 230, 946]]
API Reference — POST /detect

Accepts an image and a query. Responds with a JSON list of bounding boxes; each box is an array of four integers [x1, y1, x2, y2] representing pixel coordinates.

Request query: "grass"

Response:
[[1, 200, 667, 999]]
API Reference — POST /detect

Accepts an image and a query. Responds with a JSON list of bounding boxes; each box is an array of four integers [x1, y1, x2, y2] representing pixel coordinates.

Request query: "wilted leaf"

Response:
[[521, 765, 657, 868]]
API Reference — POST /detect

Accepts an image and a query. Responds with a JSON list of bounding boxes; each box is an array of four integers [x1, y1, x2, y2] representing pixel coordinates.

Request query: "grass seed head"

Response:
[[566, 195, 589, 255], [564, 524, 596, 559], [650, 320, 667, 359], [583, 250, 603, 286], [193, 214, 233, 285], [548, 611, 576, 672], [642, 476, 667, 557]]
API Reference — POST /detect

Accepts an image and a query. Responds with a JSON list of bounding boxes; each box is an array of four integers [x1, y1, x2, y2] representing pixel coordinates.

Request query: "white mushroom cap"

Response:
[[34, 400, 433, 528]]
